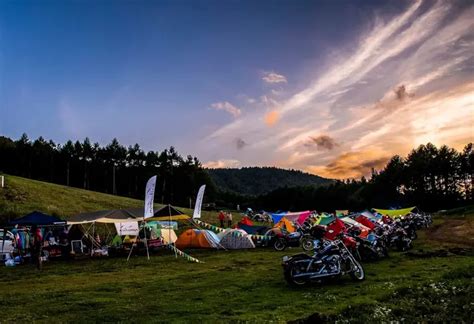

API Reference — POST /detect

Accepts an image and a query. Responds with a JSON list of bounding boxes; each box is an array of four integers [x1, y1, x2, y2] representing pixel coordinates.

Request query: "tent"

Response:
[[218, 229, 255, 249], [9, 211, 66, 226], [274, 217, 295, 233], [175, 229, 221, 249], [373, 207, 415, 218], [147, 204, 190, 221], [239, 216, 254, 226]]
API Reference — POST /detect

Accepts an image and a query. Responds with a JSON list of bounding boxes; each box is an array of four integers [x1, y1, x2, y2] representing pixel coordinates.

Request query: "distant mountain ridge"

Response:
[[206, 167, 334, 196]]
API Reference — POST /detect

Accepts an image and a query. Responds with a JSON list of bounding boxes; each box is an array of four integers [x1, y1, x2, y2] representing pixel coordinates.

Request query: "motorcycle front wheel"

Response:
[[274, 238, 287, 251], [301, 236, 314, 251], [349, 259, 365, 281]]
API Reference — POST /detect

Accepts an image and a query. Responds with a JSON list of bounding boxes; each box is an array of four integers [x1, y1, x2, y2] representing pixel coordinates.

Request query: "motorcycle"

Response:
[[282, 238, 365, 286], [272, 226, 313, 251], [348, 227, 389, 261]]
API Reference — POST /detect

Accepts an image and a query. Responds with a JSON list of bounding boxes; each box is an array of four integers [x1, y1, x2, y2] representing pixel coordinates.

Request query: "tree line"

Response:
[[248, 143, 473, 212], [0, 134, 216, 207], [0, 134, 472, 212]]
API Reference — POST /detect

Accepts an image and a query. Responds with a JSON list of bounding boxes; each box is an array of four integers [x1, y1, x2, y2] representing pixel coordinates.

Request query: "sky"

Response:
[[1, 0, 473, 179]]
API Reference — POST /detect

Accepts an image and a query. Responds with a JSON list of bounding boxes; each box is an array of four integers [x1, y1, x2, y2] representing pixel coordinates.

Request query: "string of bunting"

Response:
[[193, 219, 272, 241], [168, 244, 204, 263]]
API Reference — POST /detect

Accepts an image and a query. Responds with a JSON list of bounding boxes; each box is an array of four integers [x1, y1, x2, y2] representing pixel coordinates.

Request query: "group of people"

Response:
[[217, 210, 233, 228]]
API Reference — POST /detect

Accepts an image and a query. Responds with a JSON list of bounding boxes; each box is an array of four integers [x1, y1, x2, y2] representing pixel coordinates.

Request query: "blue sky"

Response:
[[1, 0, 473, 178]]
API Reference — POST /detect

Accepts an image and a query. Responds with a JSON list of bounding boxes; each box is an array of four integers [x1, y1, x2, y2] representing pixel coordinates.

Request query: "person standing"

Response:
[[218, 210, 225, 228], [227, 211, 233, 228]]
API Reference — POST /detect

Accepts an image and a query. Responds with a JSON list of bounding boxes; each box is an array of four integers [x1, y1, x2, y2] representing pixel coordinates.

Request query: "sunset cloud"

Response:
[[264, 110, 279, 126], [203, 159, 241, 169], [306, 135, 339, 151], [307, 151, 391, 179], [201, 1, 474, 179]]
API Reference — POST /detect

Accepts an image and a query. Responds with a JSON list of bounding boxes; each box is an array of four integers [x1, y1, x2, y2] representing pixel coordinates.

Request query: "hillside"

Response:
[[0, 174, 220, 224], [207, 167, 333, 196]]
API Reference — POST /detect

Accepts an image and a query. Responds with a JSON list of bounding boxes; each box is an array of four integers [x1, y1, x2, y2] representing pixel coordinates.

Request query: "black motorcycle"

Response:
[[282, 238, 365, 286]]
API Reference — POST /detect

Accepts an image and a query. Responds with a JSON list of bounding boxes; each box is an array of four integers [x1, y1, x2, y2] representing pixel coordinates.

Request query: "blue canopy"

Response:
[[9, 211, 66, 226], [238, 224, 269, 235]]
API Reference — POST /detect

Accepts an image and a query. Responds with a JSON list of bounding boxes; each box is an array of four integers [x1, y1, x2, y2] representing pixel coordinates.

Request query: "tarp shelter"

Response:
[[373, 207, 415, 218], [9, 211, 66, 226], [316, 214, 336, 225], [340, 217, 370, 238], [67, 208, 142, 225], [355, 215, 376, 230], [175, 229, 220, 249], [147, 205, 190, 221], [237, 224, 269, 235], [274, 217, 295, 233], [360, 210, 379, 221], [218, 229, 255, 249], [271, 211, 311, 225], [336, 210, 349, 217]]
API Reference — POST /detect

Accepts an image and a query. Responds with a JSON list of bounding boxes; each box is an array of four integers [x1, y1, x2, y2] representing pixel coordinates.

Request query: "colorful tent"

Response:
[[373, 207, 415, 218], [274, 217, 295, 233], [335, 210, 349, 217], [9, 211, 66, 226], [271, 211, 311, 225], [175, 229, 220, 249], [218, 229, 255, 249], [239, 216, 254, 226]]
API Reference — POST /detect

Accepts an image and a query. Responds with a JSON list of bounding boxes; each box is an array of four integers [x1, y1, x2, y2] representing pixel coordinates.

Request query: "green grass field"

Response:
[[0, 175, 473, 322]]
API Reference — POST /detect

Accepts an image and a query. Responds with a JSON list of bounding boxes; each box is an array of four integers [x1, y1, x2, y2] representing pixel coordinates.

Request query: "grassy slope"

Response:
[[0, 175, 228, 225], [0, 175, 472, 322]]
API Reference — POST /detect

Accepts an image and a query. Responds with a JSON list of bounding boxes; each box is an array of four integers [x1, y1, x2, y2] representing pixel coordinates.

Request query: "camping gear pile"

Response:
[[281, 208, 432, 286], [1, 212, 67, 267]]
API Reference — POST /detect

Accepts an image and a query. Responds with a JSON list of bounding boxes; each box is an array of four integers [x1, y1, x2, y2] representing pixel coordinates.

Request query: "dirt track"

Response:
[[427, 217, 474, 247]]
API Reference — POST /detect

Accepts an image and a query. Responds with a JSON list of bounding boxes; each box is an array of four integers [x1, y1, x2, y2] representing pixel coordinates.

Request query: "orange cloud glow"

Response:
[[264, 110, 279, 126]]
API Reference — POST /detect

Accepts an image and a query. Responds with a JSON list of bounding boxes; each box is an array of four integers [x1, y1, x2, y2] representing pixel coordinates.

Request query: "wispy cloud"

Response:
[[210, 101, 241, 118], [200, 1, 474, 179], [262, 71, 287, 84]]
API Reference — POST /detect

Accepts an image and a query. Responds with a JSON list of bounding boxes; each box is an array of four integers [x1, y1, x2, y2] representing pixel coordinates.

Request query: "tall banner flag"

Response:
[[193, 185, 206, 219], [144, 175, 157, 219]]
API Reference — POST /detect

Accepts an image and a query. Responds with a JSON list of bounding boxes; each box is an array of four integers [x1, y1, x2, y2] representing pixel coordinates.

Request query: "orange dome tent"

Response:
[[175, 229, 221, 249]]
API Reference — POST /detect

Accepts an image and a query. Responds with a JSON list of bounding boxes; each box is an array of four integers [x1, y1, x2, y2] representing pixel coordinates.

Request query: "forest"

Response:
[[0, 134, 472, 212]]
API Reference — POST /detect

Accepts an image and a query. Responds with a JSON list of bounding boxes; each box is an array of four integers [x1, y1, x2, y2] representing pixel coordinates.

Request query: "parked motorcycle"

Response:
[[273, 227, 313, 251], [282, 238, 365, 286]]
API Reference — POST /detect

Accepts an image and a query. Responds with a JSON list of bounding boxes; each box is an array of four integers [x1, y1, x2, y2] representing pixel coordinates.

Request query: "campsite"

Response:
[[0, 175, 473, 322], [1, 0, 474, 322]]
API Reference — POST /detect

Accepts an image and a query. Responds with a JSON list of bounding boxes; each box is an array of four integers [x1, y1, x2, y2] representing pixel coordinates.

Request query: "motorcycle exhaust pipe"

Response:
[[293, 270, 341, 279]]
